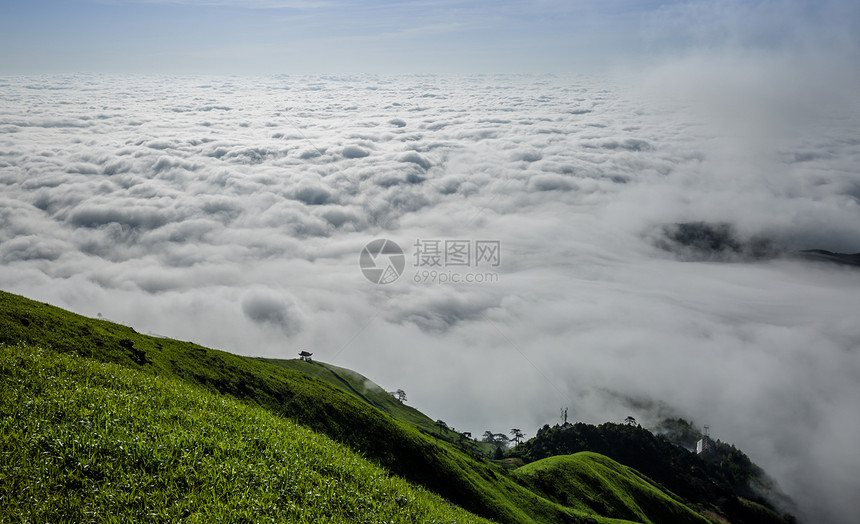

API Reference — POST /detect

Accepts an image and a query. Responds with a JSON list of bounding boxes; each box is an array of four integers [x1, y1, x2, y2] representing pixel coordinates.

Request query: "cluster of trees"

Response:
[[478, 429, 522, 459], [433, 420, 527, 455], [481, 431, 509, 448], [434, 420, 471, 440], [388, 389, 407, 403], [438, 427, 526, 449], [393, 392, 532, 456]]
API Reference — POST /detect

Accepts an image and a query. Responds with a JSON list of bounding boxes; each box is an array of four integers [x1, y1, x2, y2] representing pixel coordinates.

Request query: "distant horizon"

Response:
[[3, 1, 857, 75], [0, 71, 608, 76]]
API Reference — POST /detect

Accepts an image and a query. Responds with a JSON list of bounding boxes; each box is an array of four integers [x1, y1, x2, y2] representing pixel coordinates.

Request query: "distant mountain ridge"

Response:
[[655, 221, 860, 267], [506, 421, 797, 523], [795, 249, 860, 267]]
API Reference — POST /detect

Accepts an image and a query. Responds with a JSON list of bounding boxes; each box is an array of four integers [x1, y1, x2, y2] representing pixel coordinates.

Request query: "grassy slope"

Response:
[[0, 290, 605, 523], [0, 343, 490, 524], [508, 422, 790, 524], [512, 453, 710, 524], [258, 358, 497, 456], [256, 358, 439, 433], [0, 289, 713, 523]]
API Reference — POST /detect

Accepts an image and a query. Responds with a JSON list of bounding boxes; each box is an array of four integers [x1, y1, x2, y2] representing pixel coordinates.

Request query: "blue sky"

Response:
[[0, 1, 858, 74]]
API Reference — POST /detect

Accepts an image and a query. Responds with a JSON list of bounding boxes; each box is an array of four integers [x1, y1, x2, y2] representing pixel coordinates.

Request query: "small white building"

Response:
[[696, 435, 716, 455]]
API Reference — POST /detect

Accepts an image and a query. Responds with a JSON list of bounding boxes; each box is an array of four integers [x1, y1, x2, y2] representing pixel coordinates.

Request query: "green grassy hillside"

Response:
[[0, 342, 489, 523], [507, 422, 793, 524], [0, 290, 598, 523], [258, 358, 496, 456], [0, 289, 714, 523], [512, 453, 709, 524], [257, 358, 440, 433]]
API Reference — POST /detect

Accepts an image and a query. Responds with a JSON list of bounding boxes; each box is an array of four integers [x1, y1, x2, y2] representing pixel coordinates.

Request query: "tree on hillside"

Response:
[[494, 433, 509, 447], [435, 419, 449, 432], [624, 416, 637, 427], [482, 430, 495, 443], [389, 389, 407, 403], [510, 428, 524, 446]]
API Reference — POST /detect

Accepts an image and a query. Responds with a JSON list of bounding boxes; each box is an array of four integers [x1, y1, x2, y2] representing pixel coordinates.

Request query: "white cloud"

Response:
[[241, 286, 304, 335], [0, 72, 859, 522]]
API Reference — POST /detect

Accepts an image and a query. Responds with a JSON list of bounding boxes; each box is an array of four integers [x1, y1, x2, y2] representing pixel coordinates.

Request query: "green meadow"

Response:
[[1, 289, 786, 523]]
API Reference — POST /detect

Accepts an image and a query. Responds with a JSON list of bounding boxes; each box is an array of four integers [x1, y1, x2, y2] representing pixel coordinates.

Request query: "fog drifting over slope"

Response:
[[1, 64, 859, 522]]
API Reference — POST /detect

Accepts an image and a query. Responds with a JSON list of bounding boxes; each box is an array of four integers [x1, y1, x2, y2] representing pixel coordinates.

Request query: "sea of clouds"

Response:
[[2, 68, 859, 522]]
